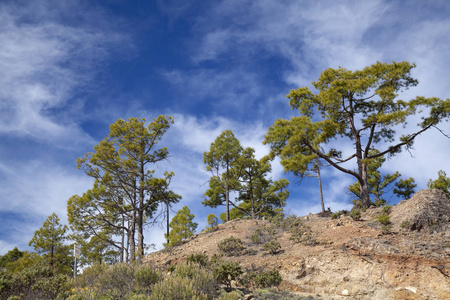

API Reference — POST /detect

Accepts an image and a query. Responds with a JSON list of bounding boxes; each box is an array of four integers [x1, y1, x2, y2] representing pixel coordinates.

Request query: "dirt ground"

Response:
[[145, 189, 450, 300]]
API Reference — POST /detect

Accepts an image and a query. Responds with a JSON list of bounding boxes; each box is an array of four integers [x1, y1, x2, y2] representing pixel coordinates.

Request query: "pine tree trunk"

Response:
[[226, 164, 230, 221], [166, 200, 170, 244], [120, 217, 124, 263], [137, 162, 145, 260], [359, 161, 371, 208], [129, 211, 136, 261], [250, 177, 255, 219], [316, 158, 325, 213]]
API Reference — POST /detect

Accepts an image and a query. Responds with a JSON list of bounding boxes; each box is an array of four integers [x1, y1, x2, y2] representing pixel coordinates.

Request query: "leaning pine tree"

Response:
[[265, 61, 450, 208]]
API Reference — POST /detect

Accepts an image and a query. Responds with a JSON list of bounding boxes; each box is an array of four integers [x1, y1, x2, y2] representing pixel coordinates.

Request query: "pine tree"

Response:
[[203, 130, 242, 221], [393, 177, 417, 200], [165, 206, 198, 247], [427, 170, 450, 195], [76, 116, 174, 260], [265, 61, 450, 208], [29, 213, 71, 274]]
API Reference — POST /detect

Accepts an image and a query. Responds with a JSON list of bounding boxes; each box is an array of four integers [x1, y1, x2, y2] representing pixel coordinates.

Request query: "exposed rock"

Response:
[[391, 189, 450, 232]]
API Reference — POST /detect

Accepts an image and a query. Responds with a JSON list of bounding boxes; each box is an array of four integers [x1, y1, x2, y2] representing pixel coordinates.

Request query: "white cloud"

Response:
[[0, 1, 127, 146], [0, 160, 93, 222]]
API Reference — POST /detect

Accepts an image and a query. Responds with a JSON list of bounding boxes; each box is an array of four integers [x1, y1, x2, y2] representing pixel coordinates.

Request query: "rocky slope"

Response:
[[145, 189, 450, 300]]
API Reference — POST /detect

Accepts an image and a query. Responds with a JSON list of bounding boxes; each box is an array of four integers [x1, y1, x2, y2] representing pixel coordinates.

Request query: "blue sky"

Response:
[[1, 0, 449, 255]]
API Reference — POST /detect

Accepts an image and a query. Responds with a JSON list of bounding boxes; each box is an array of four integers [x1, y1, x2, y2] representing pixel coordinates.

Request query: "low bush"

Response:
[[400, 220, 411, 229], [134, 265, 161, 294], [252, 288, 310, 299], [186, 253, 210, 267], [382, 205, 391, 214], [69, 263, 161, 299], [331, 210, 348, 219], [263, 240, 281, 255], [377, 214, 391, 225], [149, 275, 208, 300], [0, 262, 70, 300], [381, 225, 391, 234], [250, 227, 273, 245], [244, 248, 258, 256], [174, 262, 217, 297], [349, 209, 361, 221], [218, 236, 246, 256], [252, 269, 282, 288], [213, 261, 243, 291]]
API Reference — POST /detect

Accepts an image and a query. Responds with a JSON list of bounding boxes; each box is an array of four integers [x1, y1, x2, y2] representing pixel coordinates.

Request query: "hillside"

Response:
[[145, 189, 450, 300]]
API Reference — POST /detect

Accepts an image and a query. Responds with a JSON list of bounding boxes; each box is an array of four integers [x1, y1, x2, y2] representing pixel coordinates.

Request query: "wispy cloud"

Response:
[[0, 1, 128, 146]]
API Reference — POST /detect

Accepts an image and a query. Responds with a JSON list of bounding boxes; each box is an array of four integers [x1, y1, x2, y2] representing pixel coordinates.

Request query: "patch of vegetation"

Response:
[[205, 214, 219, 233], [381, 204, 391, 214], [0, 262, 70, 300], [186, 253, 210, 267], [400, 220, 411, 229], [217, 289, 244, 300], [244, 248, 258, 256], [250, 225, 278, 245], [381, 225, 392, 234], [174, 262, 218, 297], [218, 236, 246, 256], [252, 269, 282, 288], [67, 263, 162, 299], [377, 214, 391, 225], [213, 260, 243, 291], [149, 275, 208, 300], [349, 209, 361, 221], [331, 210, 348, 219], [252, 288, 316, 299], [263, 240, 281, 255]]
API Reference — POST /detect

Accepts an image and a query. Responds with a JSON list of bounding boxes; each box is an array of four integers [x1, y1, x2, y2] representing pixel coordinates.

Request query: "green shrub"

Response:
[[331, 210, 348, 219], [377, 214, 391, 225], [268, 211, 286, 227], [244, 248, 258, 256], [250, 227, 273, 245], [349, 209, 361, 221], [289, 222, 314, 246], [382, 205, 391, 214], [149, 276, 208, 300], [218, 236, 246, 256], [252, 269, 282, 288], [381, 225, 391, 234], [301, 233, 317, 246], [186, 253, 209, 267], [213, 261, 243, 290], [174, 262, 217, 297], [252, 288, 307, 299], [269, 213, 301, 230], [134, 265, 161, 294], [0, 262, 70, 300], [400, 220, 411, 229], [263, 240, 281, 255], [70, 263, 161, 299], [250, 229, 263, 244], [217, 289, 244, 300], [289, 226, 306, 243], [96, 263, 135, 299]]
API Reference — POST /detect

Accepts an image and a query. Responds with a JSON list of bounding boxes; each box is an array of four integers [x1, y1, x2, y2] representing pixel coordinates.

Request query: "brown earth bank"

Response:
[[144, 189, 450, 300]]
